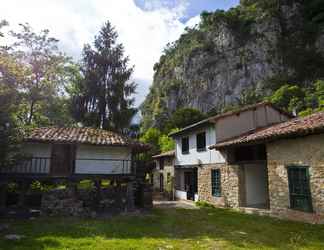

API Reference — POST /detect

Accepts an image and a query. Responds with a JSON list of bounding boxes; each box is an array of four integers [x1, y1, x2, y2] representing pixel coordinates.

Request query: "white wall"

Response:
[[175, 190, 199, 201], [75, 145, 132, 174], [175, 126, 225, 166], [244, 164, 268, 206]]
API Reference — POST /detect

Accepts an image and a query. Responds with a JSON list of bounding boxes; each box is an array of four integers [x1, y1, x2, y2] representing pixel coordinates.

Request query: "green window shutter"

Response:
[[287, 166, 313, 213], [211, 169, 221, 197]]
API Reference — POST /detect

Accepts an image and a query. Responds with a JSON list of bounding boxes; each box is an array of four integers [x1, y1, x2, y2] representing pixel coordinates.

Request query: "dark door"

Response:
[[51, 144, 74, 176], [287, 166, 313, 212], [160, 174, 164, 192], [184, 171, 194, 200]]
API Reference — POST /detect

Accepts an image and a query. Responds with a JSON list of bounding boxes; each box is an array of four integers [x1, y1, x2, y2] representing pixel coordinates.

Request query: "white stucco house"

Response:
[[0, 127, 149, 179], [169, 102, 292, 202]]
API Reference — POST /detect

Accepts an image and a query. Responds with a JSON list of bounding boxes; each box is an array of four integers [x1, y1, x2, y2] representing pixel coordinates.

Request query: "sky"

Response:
[[0, 0, 239, 106]]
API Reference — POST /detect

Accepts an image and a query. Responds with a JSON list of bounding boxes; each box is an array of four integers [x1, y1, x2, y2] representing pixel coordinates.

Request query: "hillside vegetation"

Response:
[[141, 0, 324, 132]]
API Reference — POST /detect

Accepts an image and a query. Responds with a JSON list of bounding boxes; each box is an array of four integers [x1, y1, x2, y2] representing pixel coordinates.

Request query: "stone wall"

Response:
[[41, 182, 134, 217], [198, 164, 241, 208], [153, 157, 175, 197], [267, 134, 324, 224]]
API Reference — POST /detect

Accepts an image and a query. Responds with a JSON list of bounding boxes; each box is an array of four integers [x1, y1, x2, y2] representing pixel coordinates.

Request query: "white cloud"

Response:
[[0, 0, 200, 105]]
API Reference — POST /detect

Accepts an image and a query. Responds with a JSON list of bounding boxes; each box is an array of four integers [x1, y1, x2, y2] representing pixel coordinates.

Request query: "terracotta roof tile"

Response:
[[26, 127, 150, 151], [210, 111, 324, 149]]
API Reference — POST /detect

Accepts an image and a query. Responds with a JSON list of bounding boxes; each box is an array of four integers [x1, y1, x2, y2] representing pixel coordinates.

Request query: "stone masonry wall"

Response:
[[267, 133, 324, 224], [198, 164, 241, 208], [42, 182, 134, 217], [153, 157, 175, 194]]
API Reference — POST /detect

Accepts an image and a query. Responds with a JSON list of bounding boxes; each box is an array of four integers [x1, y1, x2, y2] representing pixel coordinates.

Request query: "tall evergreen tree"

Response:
[[72, 21, 137, 132]]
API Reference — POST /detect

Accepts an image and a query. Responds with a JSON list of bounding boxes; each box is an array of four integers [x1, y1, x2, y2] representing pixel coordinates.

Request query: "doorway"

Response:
[[159, 174, 164, 193], [242, 163, 269, 209], [51, 144, 74, 176], [184, 170, 197, 201]]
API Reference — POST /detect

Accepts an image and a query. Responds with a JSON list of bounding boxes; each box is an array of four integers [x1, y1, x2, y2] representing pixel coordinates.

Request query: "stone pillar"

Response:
[[18, 181, 29, 208], [66, 182, 78, 197], [126, 181, 135, 212], [94, 180, 102, 209]]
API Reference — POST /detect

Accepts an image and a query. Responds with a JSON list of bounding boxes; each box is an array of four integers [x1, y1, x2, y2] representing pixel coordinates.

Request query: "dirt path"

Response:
[[153, 200, 199, 209]]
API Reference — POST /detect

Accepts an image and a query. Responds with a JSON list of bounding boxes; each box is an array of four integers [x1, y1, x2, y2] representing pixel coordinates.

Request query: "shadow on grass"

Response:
[[1, 207, 324, 249]]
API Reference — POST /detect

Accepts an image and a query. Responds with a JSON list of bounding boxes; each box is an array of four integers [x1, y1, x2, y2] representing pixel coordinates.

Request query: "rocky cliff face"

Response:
[[141, 0, 324, 130]]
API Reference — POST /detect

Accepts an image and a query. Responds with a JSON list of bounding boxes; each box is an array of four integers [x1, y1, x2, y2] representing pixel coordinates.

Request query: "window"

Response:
[[287, 166, 313, 213], [211, 169, 221, 197], [196, 132, 206, 152], [159, 158, 164, 170], [181, 137, 189, 154]]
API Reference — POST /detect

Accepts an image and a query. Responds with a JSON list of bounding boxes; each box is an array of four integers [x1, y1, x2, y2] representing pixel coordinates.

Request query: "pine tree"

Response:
[[72, 21, 137, 132]]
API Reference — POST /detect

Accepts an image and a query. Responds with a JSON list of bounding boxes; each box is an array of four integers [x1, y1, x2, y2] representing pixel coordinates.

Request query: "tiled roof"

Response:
[[210, 111, 324, 149], [169, 101, 293, 137], [26, 127, 150, 151], [152, 150, 175, 159]]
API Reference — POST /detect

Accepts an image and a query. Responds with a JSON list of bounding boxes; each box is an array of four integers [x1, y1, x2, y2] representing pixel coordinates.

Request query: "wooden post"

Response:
[[94, 179, 102, 209], [126, 181, 135, 212], [0, 183, 7, 210], [18, 181, 29, 208]]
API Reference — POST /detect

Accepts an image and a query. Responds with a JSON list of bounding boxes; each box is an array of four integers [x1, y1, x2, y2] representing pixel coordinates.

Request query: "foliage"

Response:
[[195, 201, 215, 208], [168, 108, 206, 130], [158, 128, 178, 153], [268, 80, 324, 115], [9, 23, 73, 126], [268, 85, 306, 113], [140, 128, 162, 156], [71, 21, 137, 132]]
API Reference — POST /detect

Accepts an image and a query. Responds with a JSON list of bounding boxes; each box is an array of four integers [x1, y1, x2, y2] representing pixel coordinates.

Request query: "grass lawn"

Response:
[[0, 206, 324, 250]]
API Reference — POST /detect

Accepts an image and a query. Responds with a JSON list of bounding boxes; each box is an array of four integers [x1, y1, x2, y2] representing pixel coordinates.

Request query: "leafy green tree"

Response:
[[71, 21, 136, 132], [168, 108, 206, 129], [140, 128, 161, 156], [315, 80, 324, 109], [9, 23, 72, 126], [268, 85, 306, 113], [158, 128, 179, 153]]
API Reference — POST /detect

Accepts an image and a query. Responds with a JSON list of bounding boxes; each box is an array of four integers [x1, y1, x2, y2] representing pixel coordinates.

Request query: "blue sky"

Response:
[[1, 0, 239, 105], [135, 0, 240, 22]]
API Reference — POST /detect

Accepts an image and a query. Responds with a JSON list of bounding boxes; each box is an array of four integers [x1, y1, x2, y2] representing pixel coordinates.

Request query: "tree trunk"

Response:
[[28, 100, 35, 125]]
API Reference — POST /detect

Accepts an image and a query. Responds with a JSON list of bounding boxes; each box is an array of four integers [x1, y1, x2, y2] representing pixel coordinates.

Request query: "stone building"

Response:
[[169, 102, 291, 202], [208, 112, 324, 223], [152, 150, 175, 199]]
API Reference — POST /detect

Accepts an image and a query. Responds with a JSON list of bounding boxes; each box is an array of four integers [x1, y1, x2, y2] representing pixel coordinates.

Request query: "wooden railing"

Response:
[[0, 157, 51, 174], [0, 157, 136, 176]]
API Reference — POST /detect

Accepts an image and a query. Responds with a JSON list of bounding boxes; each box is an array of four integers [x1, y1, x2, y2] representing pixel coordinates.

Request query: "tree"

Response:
[[268, 84, 306, 113], [71, 21, 136, 132], [158, 128, 178, 153], [0, 20, 24, 167], [140, 128, 161, 156], [9, 23, 72, 126], [168, 108, 206, 129]]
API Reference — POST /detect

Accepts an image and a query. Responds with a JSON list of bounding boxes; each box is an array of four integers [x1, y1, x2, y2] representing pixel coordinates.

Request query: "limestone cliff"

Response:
[[141, 0, 324, 130]]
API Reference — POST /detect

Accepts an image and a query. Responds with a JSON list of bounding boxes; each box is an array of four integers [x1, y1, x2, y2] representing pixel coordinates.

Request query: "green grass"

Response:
[[0, 207, 324, 250]]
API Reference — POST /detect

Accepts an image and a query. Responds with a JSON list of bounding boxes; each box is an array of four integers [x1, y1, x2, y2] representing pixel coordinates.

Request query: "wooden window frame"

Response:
[[159, 158, 164, 170], [211, 169, 221, 197], [181, 137, 189, 154], [287, 165, 313, 213], [196, 132, 206, 152]]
